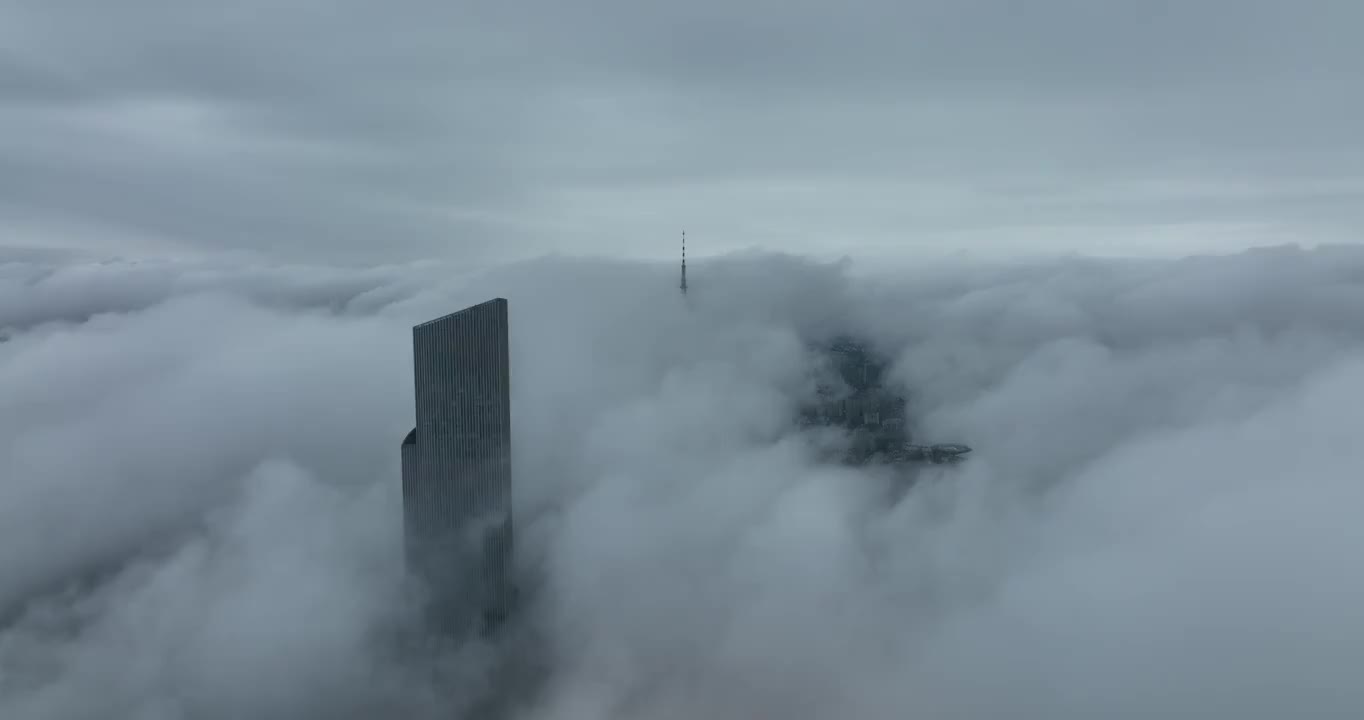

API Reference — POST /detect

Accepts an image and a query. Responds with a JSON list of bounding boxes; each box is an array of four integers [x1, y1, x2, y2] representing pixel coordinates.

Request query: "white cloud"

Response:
[[2, 244, 1363, 718]]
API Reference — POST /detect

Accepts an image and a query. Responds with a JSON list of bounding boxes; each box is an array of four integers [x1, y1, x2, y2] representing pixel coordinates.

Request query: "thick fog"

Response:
[[3, 244, 1364, 719]]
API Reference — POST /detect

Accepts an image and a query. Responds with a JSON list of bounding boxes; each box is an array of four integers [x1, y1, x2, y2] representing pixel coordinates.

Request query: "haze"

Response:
[[4, 2, 1364, 719]]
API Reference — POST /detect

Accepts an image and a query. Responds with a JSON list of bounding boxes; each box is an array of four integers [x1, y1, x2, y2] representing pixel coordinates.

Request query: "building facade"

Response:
[[401, 297, 515, 635]]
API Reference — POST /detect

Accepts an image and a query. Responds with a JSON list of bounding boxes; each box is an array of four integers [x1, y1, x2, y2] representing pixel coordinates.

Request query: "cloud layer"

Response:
[[3, 244, 1364, 718], [4, 1, 1363, 261]]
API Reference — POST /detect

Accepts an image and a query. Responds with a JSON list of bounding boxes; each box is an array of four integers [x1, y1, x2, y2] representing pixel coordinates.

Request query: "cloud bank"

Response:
[[5, 1, 1362, 261], [3, 243, 1364, 718]]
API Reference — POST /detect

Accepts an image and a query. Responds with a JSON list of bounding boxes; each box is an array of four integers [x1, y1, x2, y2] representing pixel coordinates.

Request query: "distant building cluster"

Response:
[[798, 337, 972, 465], [799, 336, 911, 463]]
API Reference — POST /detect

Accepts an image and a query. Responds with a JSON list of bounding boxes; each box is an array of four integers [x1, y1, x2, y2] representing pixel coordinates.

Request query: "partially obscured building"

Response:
[[400, 297, 516, 636], [673, 235, 969, 466], [798, 335, 910, 462]]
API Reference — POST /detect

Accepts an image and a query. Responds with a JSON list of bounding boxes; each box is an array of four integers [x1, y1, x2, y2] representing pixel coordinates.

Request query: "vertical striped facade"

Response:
[[401, 297, 515, 635]]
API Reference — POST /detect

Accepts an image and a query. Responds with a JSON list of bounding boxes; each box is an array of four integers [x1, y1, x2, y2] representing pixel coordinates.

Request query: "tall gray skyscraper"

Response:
[[400, 297, 515, 635]]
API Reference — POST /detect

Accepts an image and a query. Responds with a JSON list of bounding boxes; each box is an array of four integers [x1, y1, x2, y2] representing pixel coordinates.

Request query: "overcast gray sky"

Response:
[[3, 0, 1362, 264]]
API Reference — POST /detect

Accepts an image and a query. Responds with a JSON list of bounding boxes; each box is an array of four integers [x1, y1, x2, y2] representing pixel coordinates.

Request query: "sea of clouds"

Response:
[[3, 244, 1363, 719]]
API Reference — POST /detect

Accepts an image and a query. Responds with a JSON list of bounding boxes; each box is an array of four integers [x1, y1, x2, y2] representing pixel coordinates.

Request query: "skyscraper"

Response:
[[400, 297, 515, 635]]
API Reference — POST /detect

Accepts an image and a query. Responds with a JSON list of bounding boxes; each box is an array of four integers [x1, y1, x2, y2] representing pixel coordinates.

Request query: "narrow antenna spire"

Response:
[[680, 230, 688, 296]]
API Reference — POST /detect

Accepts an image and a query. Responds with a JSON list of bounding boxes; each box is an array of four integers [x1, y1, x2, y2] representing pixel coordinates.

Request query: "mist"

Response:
[[3, 244, 1363, 719]]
